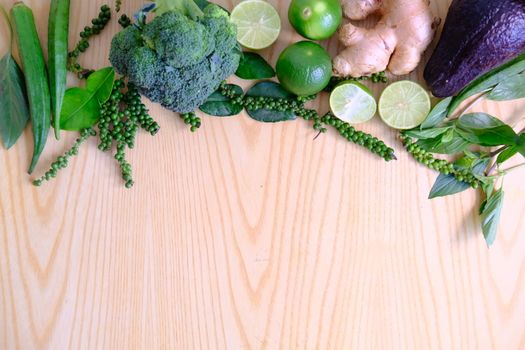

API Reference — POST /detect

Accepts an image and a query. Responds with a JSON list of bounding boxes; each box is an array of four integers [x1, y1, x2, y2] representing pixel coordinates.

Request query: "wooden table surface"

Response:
[[1, 0, 525, 349]]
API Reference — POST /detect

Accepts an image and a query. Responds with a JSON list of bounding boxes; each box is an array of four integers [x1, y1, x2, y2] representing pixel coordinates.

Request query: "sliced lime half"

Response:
[[329, 81, 377, 124], [230, 0, 281, 50], [378, 80, 431, 130]]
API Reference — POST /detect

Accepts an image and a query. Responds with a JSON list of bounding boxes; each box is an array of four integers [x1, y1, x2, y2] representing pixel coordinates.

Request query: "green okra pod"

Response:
[[11, 2, 51, 174], [48, 0, 70, 140]]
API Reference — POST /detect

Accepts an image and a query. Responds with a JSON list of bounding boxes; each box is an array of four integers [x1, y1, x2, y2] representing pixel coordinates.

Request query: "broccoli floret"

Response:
[[141, 12, 215, 68], [109, 0, 241, 114], [109, 26, 143, 75]]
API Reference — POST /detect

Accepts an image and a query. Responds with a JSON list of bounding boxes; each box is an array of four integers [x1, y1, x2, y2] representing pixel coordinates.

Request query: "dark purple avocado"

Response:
[[424, 0, 525, 98]]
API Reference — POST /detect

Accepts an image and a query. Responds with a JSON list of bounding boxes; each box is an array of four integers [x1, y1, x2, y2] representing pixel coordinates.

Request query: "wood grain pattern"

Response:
[[1, 0, 525, 349]]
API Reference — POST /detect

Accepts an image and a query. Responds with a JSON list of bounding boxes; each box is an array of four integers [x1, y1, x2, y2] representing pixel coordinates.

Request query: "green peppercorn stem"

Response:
[[217, 82, 396, 162], [67, 4, 111, 77], [400, 134, 481, 189], [32, 128, 96, 186]]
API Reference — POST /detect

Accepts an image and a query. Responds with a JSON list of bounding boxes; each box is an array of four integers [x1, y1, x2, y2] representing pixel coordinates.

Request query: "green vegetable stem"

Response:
[[48, 0, 71, 140], [11, 2, 51, 174]]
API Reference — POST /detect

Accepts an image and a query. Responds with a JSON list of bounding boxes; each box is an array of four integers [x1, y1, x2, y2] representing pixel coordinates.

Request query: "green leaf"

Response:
[[497, 146, 519, 164], [199, 84, 244, 117], [428, 157, 489, 199], [429, 173, 471, 199], [60, 67, 115, 131], [421, 97, 452, 129], [155, 0, 203, 18], [60, 88, 100, 131], [194, 0, 211, 10], [448, 51, 525, 115], [480, 188, 504, 246], [85, 67, 115, 104], [441, 128, 455, 143], [245, 81, 296, 123], [488, 74, 525, 101], [417, 133, 470, 154], [235, 52, 275, 80], [456, 113, 518, 146], [0, 54, 29, 149], [456, 112, 504, 129], [404, 126, 452, 140]]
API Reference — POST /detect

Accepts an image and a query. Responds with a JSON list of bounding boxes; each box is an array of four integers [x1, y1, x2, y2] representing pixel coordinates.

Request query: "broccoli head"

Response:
[[109, 0, 241, 114]]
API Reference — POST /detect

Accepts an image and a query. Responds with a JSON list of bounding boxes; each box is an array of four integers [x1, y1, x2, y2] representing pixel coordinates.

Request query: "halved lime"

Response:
[[329, 81, 377, 124], [378, 81, 431, 130], [230, 0, 281, 50]]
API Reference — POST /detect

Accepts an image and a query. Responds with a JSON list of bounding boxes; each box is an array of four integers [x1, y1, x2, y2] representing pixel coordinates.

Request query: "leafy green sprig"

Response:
[[403, 53, 525, 245], [67, 5, 111, 78]]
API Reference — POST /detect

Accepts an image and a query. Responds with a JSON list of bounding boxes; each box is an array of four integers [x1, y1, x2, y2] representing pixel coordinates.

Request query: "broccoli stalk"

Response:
[[154, 0, 203, 19]]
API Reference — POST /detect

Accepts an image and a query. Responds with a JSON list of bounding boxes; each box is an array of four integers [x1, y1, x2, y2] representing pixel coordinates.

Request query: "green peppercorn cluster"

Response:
[[217, 83, 396, 161], [33, 128, 97, 186], [180, 112, 202, 132], [34, 79, 160, 188], [321, 112, 396, 160], [98, 79, 160, 188], [116, 0, 123, 12], [68, 5, 111, 77], [401, 135, 481, 189], [325, 71, 388, 92], [118, 14, 131, 28]]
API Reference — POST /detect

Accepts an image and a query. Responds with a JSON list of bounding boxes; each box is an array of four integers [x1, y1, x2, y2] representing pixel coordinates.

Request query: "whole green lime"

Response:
[[288, 0, 342, 40], [276, 41, 332, 96]]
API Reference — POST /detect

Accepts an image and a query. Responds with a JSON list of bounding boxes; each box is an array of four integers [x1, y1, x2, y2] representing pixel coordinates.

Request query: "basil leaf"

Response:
[[456, 113, 518, 146], [417, 134, 470, 154], [421, 97, 452, 129], [497, 146, 519, 164], [457, 112, 505, 129], [0, 54, 29, 149], [85, 67, 115, 104], [235, 52, 275, 80], [480, 188, 504, 246], [60, 88, 100, 130], [488, 74, 525, 101], [245, 81, 296, 122], [519, 135, 525, 158], [199, 84, 243, 116], [441, 128, 455, 143], [404, 126, 452, 140], [428, 157, 488, 199], [448, 51, 525, 115], [429, 174, 471, 199]]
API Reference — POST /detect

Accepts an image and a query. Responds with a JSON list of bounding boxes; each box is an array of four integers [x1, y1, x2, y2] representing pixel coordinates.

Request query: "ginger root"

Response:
[[333, 0, 439, 77]]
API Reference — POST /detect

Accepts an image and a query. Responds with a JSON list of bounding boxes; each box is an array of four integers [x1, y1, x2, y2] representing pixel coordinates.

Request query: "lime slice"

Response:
[[378, 80, 431, 130], [329, 81, 377, 124], [230, 0, 281, 50]]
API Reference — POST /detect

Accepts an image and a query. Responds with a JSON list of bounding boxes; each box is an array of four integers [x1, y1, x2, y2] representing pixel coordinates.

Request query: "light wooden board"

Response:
[[1, 0, 525, 349]]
